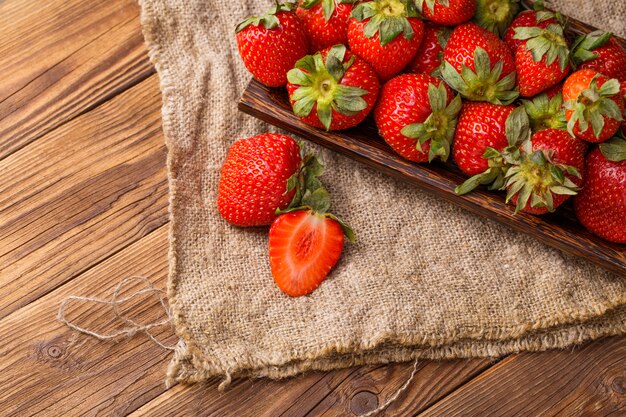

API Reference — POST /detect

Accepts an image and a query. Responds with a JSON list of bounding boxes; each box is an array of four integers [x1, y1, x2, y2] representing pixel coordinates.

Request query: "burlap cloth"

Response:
[[139, 0, 626, 386]]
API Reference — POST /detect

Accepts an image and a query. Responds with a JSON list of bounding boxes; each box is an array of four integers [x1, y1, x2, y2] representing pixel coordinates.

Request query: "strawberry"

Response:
[[347, 0, 425, 82], [269, 174, 354, 297], [504, 129, 586, 214], [563, 69, 624, 143], [521, 90, 567, 132], [296, 0, 356, 52], [374, 73, 462, 162], [574, 137, 626, 243], [503, 7, 559, 52], [454, 104, 529, 194], [417, 0, 476, 26], [236, 2, 308, 87], [218, 134, 323, 227], [621, 81, 626, 135], [407, 22, 452, 76], [473, 0, 519, 37], [286, 45, 380, 130], [513, 23, 570, 97], [441, 23, 518, 105], [571, 31, 626, 81]]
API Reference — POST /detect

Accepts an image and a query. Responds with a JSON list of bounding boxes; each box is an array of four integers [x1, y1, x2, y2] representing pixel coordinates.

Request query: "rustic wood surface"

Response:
[[0, 0, 624, 416]]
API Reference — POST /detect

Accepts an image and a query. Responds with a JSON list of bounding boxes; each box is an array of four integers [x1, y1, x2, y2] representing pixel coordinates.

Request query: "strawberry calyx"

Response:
[[564, 75, 623, 139], [235, 1, 295, 32], [504, 140, 581, 212], [441, 46, 519, 105], [513, 23, 570, 71], [455, 106, 530, 195], [300, 0, 357, 21], [351, 0, 418, 46], [571, 30, 614, 68], [400, 83, 462, 162], [473, 0, 520, 37], [287, 45, 370, 130], [419, 0, 448, 14], [599, 136, 626, 162], [280, 145, 355, 242], [521, 92, 567, 131]]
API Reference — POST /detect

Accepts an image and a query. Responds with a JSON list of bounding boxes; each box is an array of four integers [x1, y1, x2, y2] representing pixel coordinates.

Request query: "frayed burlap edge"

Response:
[[138, 0, 626, 389]]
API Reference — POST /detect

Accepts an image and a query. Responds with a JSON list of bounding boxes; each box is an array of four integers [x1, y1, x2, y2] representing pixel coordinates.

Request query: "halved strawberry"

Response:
[[269, 210, 347, 297], [563, 69, 624, 143]]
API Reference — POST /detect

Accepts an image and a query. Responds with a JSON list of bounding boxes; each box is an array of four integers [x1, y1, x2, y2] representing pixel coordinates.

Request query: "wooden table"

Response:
[[0, 0, 624, 415]]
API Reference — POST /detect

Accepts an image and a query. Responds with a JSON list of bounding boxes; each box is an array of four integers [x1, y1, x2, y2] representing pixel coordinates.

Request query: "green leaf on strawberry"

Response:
[[351, 0, 418, 46], [400, 83, 462, 162], [441, 46, 519, 105], [235, 2, 296, 32], [599, 136, 626, 162], [571, 30, 613, 67], [521, 92, 567, 131], [513, 23, 570, 71]]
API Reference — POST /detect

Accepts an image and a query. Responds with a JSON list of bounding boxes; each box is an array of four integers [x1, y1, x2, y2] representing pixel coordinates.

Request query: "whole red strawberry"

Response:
[[454, 104, 529, 194], [417, 0, 476, 26], [286, 45, 380, 130], [296, 0, 356, 52], [218, 134, 322, 227], [236, 3, 308, 87], [574, 137, 626, 243], [348, 0, 425, 81], [473, 0, 519, 37], [503, 8, 559, 52], [513, 23, 570, 97], [408, 23, 452, 76], [571, 31, 626, 81], [505, 129, 586, 214], [563, 69, 624, 143], [441, 23, 518, 105], [374, 73, 462, 163]]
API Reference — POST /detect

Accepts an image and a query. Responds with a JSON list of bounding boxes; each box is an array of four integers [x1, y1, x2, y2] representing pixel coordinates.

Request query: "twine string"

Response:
[[57, 276, 176, 351], [359, 360, 420, 417]]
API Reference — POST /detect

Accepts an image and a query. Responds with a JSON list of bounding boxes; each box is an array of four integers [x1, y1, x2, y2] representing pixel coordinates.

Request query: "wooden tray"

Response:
[[238, 6, 626, 276]]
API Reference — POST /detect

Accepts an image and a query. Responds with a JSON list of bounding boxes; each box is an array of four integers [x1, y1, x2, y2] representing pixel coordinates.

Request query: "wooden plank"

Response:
[[418, 337, 626, 416], [0, 13, 154, 159], [301, 359, 494, 416], [129, 359, 493, 416], [0, 225, 176, 416], [0, 75, 168, 319], [0, 0, 141, 103]]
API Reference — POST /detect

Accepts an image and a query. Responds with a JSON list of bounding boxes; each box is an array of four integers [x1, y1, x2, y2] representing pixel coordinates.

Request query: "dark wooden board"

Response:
[[238, 14, 626, 276]]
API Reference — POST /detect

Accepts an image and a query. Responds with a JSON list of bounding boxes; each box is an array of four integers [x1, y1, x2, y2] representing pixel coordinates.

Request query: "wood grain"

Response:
[[0, 75, 168, 319], [0, 14, 154, 159], [129, 359, 494, 417], [0, 226, 175, 416], [418, 337, 626, 416], [0, 0, 141, 103]]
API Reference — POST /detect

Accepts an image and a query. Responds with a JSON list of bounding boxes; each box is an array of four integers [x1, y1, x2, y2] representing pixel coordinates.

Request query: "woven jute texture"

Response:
[[139, 0, 626, 386]]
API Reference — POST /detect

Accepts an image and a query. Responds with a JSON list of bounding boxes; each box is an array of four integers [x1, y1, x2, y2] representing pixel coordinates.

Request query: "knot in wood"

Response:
[[350, 390, 379, 415]]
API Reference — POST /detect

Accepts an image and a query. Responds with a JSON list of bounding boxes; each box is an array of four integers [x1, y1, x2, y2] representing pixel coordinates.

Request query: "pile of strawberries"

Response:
[[219, 0, 626, 296]]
